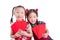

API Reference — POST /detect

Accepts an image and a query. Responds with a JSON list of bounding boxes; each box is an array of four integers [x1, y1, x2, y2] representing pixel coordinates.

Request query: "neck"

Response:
[[16, 18, 23, 21], [31, 23, 36, 27]]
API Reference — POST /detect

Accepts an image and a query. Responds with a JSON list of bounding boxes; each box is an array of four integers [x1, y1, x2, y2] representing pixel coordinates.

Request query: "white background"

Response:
[[0, 0, 60, 40]]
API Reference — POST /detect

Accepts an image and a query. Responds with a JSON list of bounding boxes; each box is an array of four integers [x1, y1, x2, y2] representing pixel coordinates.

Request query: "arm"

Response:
[[43, 29, 49, 38], [10, 30, 21, 38], [10, 30, 16, 38]]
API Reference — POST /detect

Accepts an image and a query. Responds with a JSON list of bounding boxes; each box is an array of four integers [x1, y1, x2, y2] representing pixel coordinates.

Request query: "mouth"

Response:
[[32, 21, 35, 23], [32, 21, 36, 23], [17, 16, 21, 18]]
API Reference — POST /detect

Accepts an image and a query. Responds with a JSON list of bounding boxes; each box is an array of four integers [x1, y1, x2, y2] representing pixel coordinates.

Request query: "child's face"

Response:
[[28, 12, 37, 24], [14, 7, 25, 20]]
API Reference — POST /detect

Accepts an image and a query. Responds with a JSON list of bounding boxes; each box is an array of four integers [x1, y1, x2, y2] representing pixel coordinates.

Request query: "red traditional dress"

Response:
[[31, 21, 53, 40], [11, 19, 31, 40]]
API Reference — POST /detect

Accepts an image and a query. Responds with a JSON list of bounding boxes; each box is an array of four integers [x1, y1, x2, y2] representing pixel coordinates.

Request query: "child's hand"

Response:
[[19, 30, 25, 35], [43, 33, 48, 38], [19, 29, 27, 36], [14, 29, 25, 37], [14, 30, 21, 37], [42, 29, 49, 38], [42, 30, 49, 38]]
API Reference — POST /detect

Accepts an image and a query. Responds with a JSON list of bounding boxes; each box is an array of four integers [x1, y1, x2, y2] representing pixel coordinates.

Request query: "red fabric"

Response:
[[11, 20, 30, 40], [39, 36, 51, 40], [11, 20, 28, 33], [32, 23, 46, 39]]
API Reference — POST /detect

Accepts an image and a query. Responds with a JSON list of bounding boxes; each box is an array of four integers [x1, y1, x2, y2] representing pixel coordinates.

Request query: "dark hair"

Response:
[[26, 9, 39, 25], [10, 5, 25, 24], [26, 9, 38, 17]]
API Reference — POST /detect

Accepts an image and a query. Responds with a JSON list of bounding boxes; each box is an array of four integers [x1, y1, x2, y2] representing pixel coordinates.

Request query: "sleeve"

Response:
[[10, 24, 14, 35], [38, 21, 45, 24], [26, 24, 32, 33], [10, 23, 14, 31]]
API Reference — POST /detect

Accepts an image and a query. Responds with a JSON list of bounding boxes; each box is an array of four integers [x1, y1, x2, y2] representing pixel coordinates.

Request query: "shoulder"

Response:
[[10, 22, 16, 28], [24, 21, 30, 25], [23, 21, 29, 24], [27, 24, 31, 27], [26, 24, 31, 29], [38, 21, 45, 24]]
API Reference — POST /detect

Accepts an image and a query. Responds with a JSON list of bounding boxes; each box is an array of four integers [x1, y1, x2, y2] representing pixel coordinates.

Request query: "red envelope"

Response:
[[32, 23, 46, 39], [11, 20, 28, 33]]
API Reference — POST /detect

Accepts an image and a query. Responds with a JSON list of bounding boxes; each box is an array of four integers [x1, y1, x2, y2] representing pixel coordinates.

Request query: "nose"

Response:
[[32, 18, 35, 21]]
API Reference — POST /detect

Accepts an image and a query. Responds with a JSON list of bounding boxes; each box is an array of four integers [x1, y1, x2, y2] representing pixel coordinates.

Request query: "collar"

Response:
[[16, 19, 24, 22], [31, 23, 36, 27]]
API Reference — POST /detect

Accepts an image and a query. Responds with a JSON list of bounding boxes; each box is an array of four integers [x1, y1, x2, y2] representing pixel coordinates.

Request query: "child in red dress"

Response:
[[26, 9, 53, 40], [10, 5, 32, 40]]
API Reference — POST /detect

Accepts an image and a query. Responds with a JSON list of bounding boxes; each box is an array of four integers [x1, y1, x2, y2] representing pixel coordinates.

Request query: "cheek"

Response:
[[33, 18, 37, 22], [34, 19, 36, 21], [35, 18, 37, 21], [28, 18, 31, 22], [19, 13, 25, 17], [14, 13, 18, 17], [22, 14, 25, 17]]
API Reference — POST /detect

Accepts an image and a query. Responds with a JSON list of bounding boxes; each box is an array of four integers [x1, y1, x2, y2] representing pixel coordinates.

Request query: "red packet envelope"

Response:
[[18, 21, 28, 31], [32, 23, 46, 39], [12, 21, 28, 33], [20, 22, 28, 30]]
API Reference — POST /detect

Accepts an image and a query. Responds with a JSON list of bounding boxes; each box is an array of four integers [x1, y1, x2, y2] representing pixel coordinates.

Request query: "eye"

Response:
[[30, 17, 32, 18], [21, 12, 23, 14], [34, 16, 36, 18], [16, 12, 19, 13]]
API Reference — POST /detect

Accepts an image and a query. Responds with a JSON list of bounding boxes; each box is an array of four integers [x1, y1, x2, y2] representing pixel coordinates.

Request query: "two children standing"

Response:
[[10, 5, 53, 40]]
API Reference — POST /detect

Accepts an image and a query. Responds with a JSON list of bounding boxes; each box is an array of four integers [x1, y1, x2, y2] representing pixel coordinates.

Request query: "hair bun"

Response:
[[36, 9, 38, 12], [26, 9, 29, 14]]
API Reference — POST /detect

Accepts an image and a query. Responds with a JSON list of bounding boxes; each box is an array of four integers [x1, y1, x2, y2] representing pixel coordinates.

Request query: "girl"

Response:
[[26, 9, 53, 40], [10, 5, 32, 40]]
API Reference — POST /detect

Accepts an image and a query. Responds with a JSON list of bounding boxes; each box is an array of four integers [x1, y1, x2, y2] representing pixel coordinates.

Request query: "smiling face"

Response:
[[28, 12, 38, 24], [13, 7, 25, 21]]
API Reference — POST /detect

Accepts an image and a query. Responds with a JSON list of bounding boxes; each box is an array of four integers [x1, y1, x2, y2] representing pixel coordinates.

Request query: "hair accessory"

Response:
[[26, 9, 29, 14], [36, 9, 38, 12]]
